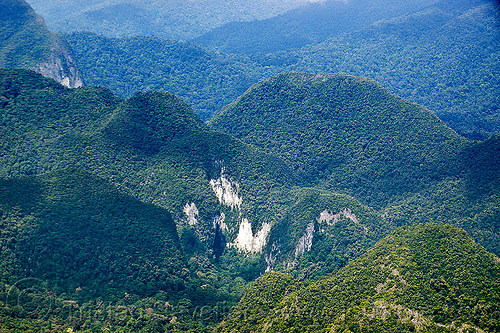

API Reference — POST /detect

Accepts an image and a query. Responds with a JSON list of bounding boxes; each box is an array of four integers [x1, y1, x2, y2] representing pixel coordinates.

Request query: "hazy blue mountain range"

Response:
[[65, 31, 266, 121], [26, 0, 312, 40], [63, 0, 500, 139], [193, 0, 441, 54]]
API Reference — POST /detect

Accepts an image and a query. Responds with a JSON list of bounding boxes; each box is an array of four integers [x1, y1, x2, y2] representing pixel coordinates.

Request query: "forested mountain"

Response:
[[211, 72, 500, 266], [1, 0, 499, 332], [1, 66, 499, 331], [218, 223, 500, 332], [0, 168, 247, 332], [193, 0, 440, 54], [288, 0, 500, 139], [0, 68, 295, 331], [27, 0, 309, 40], [0, 68, 297, 259], [64, 0, 500, 139], [210, 73, 470, 204], [65, 32, 265, 121], [0, 0, 83, 88]]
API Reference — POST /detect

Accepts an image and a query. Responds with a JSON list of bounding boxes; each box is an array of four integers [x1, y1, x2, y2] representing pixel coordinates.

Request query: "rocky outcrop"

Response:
[[34, 34, 84, 88], [0, 0, 84, 88]]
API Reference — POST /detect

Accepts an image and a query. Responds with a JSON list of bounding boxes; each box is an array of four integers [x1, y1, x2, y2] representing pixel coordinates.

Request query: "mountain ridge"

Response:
[[193, 0, 441, 54], [0, 67, 499, 332], [0, 0, 83, 88], [218, 223, 500, 332], [27, 0, 311, 40], [211, 72, 470, 205]]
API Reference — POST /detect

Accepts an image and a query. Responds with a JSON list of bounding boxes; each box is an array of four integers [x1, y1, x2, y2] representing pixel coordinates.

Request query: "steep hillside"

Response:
[[211, 72, 500, 259], [0, 168, 188, 301], [0, 169, 246, 332], [382, 133, 500, 256], [193, 0, 439, 54], [264, 188, 388, 280], [0, 68, 499, 332], [0, 0, 83, 88], [0, 68, 302, 330], [0, 68, 297, 264], [211, 72, 471, 206], [218, 223, 500, 332]]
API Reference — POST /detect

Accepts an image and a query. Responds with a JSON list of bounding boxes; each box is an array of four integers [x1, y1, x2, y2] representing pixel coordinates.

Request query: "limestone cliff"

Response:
[[34, 34, 84, 88], [0, 0, 84, 88]]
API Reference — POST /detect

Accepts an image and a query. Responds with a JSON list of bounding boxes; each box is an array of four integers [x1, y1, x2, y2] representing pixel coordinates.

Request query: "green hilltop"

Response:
[[0, 68, 293, 220], [289, 0, 500, 139], [211, 72, 500, 262], [63, 0, 500, 139], [0, 68, 499, 331], [210, 72, 470, 205], [0, 68, 297, 281], [0, 68, 296, 331], [217, 223, 500, 333]]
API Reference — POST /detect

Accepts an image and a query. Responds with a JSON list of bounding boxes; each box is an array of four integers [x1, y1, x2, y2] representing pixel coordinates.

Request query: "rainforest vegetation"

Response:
[[1, 0, 499, 332]]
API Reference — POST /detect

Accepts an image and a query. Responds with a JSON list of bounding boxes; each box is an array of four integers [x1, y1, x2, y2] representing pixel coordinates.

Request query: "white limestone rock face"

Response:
[[209, 167, 270, 253], [294, 221, 315, 257], [232, 218, 271, 253], [318, 208, 367, 233], [183, 202, 199, 226], [209, 168, 242, 211], [0, 0, 84, 89]]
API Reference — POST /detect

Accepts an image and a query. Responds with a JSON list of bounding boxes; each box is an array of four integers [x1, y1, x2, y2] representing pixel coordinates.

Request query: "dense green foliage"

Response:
[[0, 169, 243, 332], [1, 0, 499, 331], [218, 223, 500, 332], [211, 73, 470, 205], [0, 68, 294, 231], [0, 168, 188, 301], [62, 0, 500, 139], [216, 272, 301, 333], [65, 32, 264, 121], [0, 67, 498, 332], [265, 189, 388, 280], [211, 72, 500, 259], [0, 68, 296, 332], [0, 0, 53, 69], [288, 0, 500, 139], [382, 134, 500, 256], [0, 69, 297, 305]]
